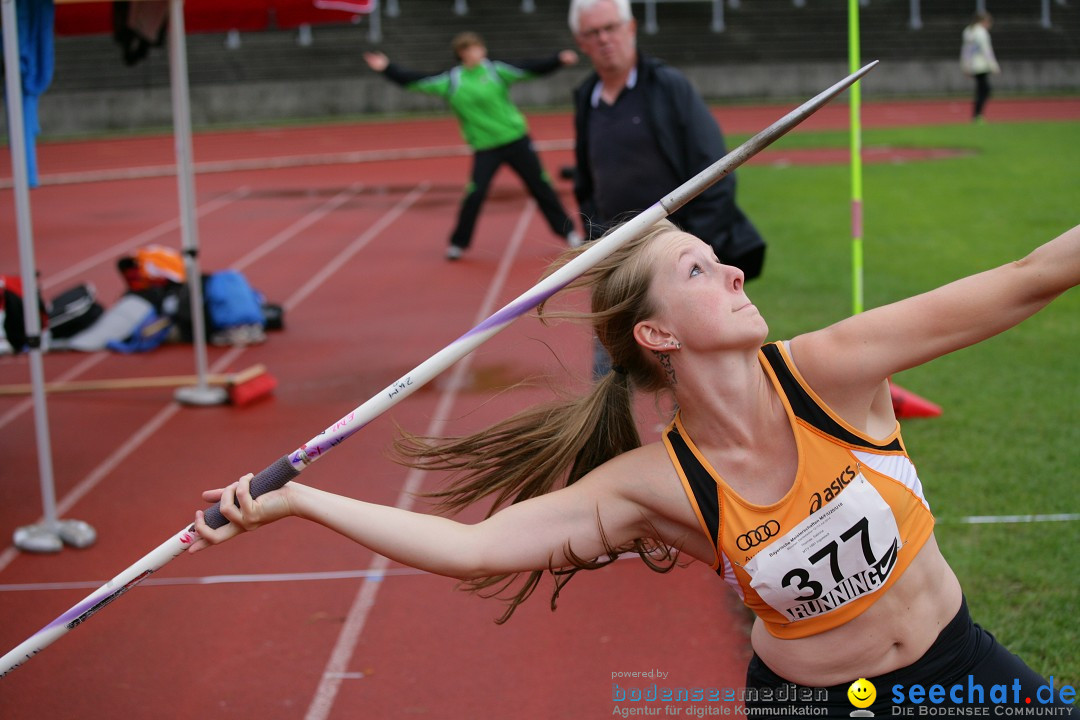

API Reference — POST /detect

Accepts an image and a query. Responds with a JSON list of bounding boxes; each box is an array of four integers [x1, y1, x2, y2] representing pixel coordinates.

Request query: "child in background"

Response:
[[365, 33, 583, 260]]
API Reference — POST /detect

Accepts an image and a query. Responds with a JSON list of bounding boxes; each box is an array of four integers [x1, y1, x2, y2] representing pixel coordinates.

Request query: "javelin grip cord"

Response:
[[201, 455, 301, 529]]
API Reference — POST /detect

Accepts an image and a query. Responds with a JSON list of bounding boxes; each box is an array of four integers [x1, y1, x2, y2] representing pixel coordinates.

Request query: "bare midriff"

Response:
[[751, 534, 964, 687]]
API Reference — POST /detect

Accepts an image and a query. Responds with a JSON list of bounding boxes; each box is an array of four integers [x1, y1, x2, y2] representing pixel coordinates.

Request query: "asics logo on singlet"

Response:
[[736, 521, 781, 551], [809, 465, 857, 513]]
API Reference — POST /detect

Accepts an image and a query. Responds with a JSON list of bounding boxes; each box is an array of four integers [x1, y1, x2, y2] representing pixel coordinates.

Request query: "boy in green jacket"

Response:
[[365, 33, 583, 260]]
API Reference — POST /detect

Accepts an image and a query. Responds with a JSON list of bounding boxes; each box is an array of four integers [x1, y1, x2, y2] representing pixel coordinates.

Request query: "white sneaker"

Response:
[[446, 246, 464, 261], [567, 230, 585, 249]]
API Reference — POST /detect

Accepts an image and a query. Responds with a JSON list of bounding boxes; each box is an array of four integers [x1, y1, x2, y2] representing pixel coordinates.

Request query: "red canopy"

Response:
[[55, 0, 374, 35]]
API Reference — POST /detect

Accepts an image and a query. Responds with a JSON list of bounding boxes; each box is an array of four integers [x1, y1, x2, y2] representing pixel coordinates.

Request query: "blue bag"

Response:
[[204, 270, 264, 330]]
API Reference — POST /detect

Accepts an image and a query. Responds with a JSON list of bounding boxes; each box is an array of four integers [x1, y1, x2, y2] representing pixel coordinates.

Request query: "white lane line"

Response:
[[304, 201, 538, 720], [951, 513, 1080, 525], [0, 186, 425, 574], [0, 566, 431, 593], [0, 353, 110, 432], [6, 139, 573, 188], [39, 187, 250, 292]]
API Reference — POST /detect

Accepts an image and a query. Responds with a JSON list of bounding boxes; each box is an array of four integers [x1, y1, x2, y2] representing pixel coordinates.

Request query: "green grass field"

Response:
[[734, 119, 1079, 688]]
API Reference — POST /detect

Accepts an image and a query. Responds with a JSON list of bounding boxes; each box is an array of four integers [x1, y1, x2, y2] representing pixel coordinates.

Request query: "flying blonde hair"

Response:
[[393, 220, 684, 622]]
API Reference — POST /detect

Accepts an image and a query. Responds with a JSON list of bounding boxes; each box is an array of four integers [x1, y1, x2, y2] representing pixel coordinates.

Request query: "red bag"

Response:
[[0, 275, 49, 352]]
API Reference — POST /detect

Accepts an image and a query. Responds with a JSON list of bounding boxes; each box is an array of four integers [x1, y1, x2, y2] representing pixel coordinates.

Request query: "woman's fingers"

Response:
[[190, 473, 291, 554], [190, 508, 239, 553], [190, 474, 258, 552], [200, 488, 224, 503], [235, 473, 255, 516], [217, 481, 243, 524]]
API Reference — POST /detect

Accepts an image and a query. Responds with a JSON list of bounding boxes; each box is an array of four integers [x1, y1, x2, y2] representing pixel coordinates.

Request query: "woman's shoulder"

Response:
[[601, 438, 714, 554], [583, 439, 676, 497], [599, 439, 671, 475]]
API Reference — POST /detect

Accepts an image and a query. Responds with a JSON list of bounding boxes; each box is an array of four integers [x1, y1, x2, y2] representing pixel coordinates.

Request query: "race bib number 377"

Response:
[[744, 475, 900, 622]]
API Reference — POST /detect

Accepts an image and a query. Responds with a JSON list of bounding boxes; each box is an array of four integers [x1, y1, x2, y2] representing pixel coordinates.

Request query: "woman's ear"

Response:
[[634, 319, 677, 353]]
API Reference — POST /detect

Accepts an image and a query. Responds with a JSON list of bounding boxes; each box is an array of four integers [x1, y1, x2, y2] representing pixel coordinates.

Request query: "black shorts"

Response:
[[745, 596, 1076, 717]]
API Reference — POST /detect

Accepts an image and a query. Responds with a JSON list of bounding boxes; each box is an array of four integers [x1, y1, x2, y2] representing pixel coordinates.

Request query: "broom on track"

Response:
[[0, 364, 277, 407], [0, 61, 879, 678]]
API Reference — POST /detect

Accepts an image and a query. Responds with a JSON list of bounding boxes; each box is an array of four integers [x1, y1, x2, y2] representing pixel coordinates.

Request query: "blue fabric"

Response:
[[204, 271, 265, 329], [3, 0, 54, 188], [106, 309, 170, 353]]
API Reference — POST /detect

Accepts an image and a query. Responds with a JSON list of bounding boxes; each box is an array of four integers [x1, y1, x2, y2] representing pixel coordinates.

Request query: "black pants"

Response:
[[450, 135, 573, 249], [745, 597, 1076, 717], [974, 73, 992, 119]]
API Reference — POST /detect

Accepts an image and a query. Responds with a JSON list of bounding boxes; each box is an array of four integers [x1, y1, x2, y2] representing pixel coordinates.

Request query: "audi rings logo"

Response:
[[736, 521, 781, 551]]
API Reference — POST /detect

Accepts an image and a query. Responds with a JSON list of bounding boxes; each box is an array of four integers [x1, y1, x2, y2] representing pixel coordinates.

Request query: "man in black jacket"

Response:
[[569, 0, 765, 279]]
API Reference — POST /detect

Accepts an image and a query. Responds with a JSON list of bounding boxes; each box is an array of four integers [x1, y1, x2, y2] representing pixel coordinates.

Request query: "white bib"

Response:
[[744, 475, 901, 622]]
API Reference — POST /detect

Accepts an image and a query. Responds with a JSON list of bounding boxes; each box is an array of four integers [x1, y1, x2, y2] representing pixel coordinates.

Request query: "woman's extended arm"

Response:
[[793, 223, 1080, 399], [190, 447, 692, 579]]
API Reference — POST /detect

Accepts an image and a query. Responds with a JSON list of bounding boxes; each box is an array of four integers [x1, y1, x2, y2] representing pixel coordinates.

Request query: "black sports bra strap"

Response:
[[666, 425, 724, 576], [761, 343, 902, 452]]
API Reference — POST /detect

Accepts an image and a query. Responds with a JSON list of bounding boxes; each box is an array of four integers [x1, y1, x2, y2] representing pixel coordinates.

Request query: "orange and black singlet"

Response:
[[663, 342, 935, 639]]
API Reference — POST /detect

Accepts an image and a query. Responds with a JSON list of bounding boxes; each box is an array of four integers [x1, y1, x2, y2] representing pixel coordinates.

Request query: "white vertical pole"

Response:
[[909, 0, 922, 30], [168, 0, 227, 405], [644, 0, 658, 34], [2, 0, 95, 552], [368, 0, 382, 42], [2, 0, 56, 537]]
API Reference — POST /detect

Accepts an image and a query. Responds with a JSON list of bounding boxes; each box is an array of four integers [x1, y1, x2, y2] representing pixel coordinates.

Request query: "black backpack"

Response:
[[47, 283, 105, 340]]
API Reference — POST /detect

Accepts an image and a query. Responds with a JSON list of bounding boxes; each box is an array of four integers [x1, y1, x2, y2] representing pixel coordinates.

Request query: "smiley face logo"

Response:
[[847, 677, 876, 709]]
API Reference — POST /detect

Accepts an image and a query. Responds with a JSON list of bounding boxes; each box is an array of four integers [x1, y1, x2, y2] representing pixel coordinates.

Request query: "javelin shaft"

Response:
[[0, 526, 195, 678], [206, 59, 881, 526], [0, 62, 877, 679]]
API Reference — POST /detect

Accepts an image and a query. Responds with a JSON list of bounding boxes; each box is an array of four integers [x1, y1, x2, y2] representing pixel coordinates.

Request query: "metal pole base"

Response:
[[14, 519, 97, 553], [174, 385, 229, 406]]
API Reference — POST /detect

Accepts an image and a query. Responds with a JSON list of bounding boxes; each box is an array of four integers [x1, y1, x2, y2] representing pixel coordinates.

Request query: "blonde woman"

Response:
[[193, 219, 1078, 715]]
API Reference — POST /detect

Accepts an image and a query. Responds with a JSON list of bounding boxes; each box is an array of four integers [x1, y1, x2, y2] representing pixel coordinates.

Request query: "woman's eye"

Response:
[[690, 264, 702, 277]]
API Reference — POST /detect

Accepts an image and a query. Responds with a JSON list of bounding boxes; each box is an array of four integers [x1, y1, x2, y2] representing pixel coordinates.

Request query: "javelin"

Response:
[[0, 60, 878, 678]]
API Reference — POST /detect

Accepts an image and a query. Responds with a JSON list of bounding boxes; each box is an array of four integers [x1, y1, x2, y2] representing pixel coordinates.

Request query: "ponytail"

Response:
[[396, 369, 632, 507], [392, 220, 685, 621], [393, 368, 650, 621]]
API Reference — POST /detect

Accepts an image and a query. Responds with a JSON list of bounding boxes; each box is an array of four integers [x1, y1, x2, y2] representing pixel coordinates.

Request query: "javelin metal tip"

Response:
[[661, 62, 880, 214], [856, 59, 880, 76]]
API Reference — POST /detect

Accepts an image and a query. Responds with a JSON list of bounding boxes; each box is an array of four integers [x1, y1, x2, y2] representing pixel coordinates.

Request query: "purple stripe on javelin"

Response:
[[49, 569, 157, 631], [460, 280, 570, 340], [49, 595, 102, 630]]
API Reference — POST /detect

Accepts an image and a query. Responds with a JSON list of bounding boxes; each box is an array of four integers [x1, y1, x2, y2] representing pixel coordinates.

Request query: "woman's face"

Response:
[[637, 231, 768, 354]]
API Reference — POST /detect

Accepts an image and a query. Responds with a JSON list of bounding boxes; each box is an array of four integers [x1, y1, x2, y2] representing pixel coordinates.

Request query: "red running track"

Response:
[[0, 97, 1077, 719]]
